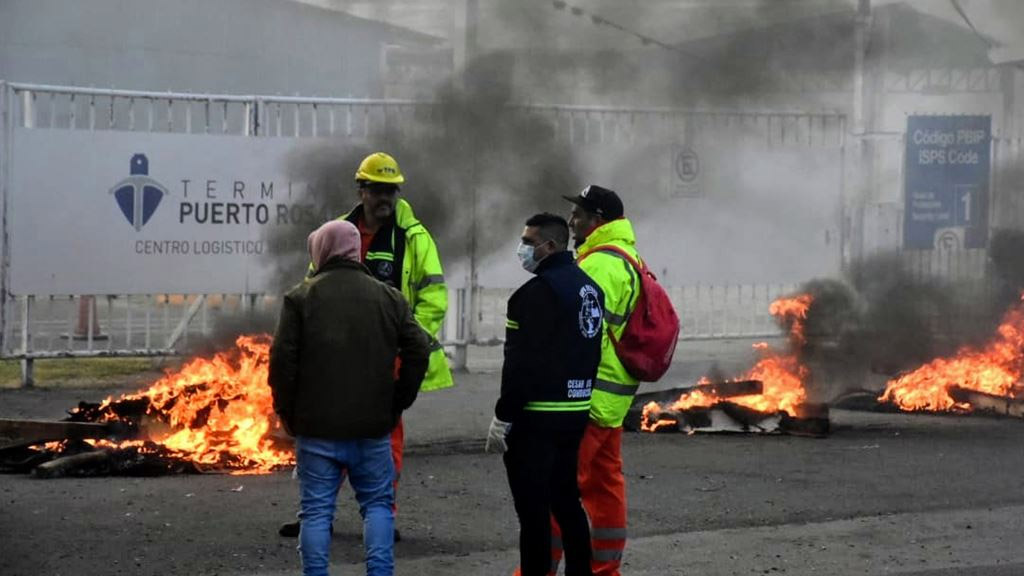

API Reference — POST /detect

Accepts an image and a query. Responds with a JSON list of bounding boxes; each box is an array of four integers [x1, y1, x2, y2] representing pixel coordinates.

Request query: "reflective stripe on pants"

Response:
[[539, 422, 627, 576]]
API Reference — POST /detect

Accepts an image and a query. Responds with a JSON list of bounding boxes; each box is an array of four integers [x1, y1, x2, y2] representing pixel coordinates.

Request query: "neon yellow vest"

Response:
[[335, 199, 454, 391], [576, 218, 641, 427]]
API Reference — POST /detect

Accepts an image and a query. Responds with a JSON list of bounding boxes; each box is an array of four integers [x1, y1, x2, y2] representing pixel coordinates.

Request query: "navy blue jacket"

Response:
[[496, 251, 604, 431]]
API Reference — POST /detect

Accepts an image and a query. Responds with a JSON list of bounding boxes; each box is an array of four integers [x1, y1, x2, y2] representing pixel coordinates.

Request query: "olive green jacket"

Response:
[[269, 258, 430, 439]]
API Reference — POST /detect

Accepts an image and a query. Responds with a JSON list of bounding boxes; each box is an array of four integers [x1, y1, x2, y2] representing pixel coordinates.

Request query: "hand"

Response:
[[485, 416, 512, 454]]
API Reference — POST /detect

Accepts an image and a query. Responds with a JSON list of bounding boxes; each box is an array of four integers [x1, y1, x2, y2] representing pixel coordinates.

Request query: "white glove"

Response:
[[485, 416, 512, 454]]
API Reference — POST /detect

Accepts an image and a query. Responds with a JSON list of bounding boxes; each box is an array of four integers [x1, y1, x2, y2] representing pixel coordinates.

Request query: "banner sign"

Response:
[[9, 129, 329, 295], [903, 115, 990, 250]]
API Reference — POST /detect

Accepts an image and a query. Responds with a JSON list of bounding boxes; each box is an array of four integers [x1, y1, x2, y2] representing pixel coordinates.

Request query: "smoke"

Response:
[[989, 228, 1024, 302], [252, 0, 860, 287], [187, 303, 279, 356], [216, 0, 966, 358], [796, 251, 1010, 399], [495, 0, 857, 107], [252, 48, 587, 295]]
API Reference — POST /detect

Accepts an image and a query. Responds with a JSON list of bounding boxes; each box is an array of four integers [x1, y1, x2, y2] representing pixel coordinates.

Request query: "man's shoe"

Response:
[[278, 520, 301, 538], [279, 520, 334, 538]]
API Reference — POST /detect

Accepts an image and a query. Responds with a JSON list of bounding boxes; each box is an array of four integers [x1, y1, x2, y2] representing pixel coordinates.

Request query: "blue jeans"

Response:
[[296, 435, 395, 576]]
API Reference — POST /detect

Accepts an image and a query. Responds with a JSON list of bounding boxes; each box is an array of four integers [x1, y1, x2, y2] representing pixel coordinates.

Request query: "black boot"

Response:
[[279, 520, 334, 538], [278, 520, 301, 538]]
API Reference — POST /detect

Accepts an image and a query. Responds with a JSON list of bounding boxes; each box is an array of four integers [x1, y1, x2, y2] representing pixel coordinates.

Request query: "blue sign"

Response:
[[903, 116, 990, 249]]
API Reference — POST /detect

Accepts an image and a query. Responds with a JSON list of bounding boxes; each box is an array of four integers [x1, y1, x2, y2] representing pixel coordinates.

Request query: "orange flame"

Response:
[[81, 335, 293, 474], [640, 401, 679, 432], [879, 298, 1024, 413], [769, 293, 813, 347], [641, 295, 812, 431]]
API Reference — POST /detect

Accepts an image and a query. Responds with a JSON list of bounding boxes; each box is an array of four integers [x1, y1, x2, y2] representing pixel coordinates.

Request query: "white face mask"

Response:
[[516, 242, 540, 273]]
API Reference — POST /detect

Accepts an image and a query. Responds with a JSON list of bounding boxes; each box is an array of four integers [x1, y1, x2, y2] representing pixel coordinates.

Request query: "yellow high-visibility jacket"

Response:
[[331, 199, 454, 391], [576, 218, 641, 427]]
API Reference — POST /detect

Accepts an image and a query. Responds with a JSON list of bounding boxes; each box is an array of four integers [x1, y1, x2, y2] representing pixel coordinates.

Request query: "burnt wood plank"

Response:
[[0, 419, 116, 451], [948, 386, 1024, 418], [32, 450, 112, 479], [625, 380, 764, 431]]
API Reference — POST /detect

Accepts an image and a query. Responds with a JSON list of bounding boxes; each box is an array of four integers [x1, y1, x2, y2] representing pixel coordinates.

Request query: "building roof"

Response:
[[673, 2, 993, 71]]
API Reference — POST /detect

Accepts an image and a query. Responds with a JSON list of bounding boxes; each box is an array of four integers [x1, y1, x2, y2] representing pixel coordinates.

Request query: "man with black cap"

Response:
[[554, 185, 640, 576]]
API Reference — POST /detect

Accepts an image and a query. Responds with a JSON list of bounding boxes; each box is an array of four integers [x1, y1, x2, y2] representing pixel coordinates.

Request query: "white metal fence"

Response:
[[470, 283, 804, 343], [1, 80, 851, 386]]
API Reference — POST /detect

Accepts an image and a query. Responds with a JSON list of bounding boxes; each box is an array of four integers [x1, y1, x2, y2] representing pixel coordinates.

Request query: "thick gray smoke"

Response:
[[223, 1, 995, 360], [216, 0, 863, 344], [189, 306, 280, 356], [258, 53, 584, 292], [795, 248, 1017, 399], [255, 0, 864, 284], [989, 228, 1024, 300]]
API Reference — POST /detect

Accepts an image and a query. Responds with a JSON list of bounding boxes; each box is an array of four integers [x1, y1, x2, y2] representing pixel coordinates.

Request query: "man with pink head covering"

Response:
[[307, 220, 362, 274], [269, 219, 430, 576]]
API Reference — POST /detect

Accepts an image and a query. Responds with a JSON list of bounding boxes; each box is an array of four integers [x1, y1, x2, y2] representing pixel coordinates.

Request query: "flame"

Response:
[[641, 295, 812, 431], [76, 335, 293, 474], [879, 297, 1024, 413], [640, 401, 679, 432], [769, 293, 813, 347]]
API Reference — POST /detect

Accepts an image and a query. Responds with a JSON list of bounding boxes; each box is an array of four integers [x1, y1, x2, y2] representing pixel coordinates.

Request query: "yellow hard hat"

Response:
[[354, 152, 405, 185]]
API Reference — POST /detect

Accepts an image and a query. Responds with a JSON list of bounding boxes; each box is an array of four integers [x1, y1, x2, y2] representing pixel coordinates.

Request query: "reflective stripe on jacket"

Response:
[[576, 218, 641, 427], [337, 198, 453, 391]]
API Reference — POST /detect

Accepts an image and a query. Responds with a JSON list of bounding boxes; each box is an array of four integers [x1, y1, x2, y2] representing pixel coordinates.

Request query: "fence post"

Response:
[[74, 295, 107, 340], [21, 296, 34, 387], [0, 81, 8, 357], [451, 287, 468, 371]]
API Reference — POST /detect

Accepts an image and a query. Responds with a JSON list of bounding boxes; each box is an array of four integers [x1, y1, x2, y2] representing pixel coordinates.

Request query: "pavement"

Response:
[[254, 505, 1024, 576]]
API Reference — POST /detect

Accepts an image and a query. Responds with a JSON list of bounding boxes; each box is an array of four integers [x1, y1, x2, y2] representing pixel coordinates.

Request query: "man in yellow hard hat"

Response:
[[280, 151, 453, 541]]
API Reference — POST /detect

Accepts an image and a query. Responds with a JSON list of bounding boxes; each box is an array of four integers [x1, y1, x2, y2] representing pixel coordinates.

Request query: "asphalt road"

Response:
[[2, 341, 1023, 576]]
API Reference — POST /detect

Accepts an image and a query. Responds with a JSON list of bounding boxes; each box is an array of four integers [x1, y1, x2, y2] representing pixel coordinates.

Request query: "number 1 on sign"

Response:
[[961, 190, 971, 223]]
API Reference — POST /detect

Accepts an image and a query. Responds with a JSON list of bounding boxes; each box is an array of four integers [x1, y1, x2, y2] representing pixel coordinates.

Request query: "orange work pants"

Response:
[[391, 417, 404, 513]]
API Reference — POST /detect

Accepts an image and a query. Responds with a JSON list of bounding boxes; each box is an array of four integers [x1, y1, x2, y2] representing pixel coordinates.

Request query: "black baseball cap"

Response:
[[563, 185, 624, 220]]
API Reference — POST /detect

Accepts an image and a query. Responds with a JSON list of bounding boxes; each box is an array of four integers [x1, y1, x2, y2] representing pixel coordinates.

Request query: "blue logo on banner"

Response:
[[109, 154, 167, 231], [903, 116, 990, 250]]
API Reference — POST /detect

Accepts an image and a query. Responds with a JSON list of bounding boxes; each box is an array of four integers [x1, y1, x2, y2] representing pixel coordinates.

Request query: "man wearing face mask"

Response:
[[279, 152, 452, 540], [487, 213, 604, 576]]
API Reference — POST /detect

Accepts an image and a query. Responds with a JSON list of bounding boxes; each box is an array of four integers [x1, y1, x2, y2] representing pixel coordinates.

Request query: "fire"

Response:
[[769, 293, 813, 347], [641, 295, 812, 431], [74, 335, 293, 474], [879, 298, 1024, 413]]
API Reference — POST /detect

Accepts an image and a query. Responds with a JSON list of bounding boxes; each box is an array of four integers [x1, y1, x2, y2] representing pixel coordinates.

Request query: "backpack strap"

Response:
[[579, 245, 648, 275]]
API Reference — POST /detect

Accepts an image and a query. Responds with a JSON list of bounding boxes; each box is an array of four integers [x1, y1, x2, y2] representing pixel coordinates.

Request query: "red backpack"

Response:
[[580, 246, 680, 382]]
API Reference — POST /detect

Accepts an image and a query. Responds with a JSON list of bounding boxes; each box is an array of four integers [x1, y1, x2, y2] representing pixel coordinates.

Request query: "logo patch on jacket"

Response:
[[578, 284, 602, 338], [376, 261, 394, 281]]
